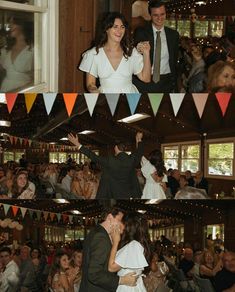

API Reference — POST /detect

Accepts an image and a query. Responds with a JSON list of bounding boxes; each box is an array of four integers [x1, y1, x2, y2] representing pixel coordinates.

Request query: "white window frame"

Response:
[[162, 140, 201, 174], [0, 0, 58, 92], [205, 137, 235, 180]]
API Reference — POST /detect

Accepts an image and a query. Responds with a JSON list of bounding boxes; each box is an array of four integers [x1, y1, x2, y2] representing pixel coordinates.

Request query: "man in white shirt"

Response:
[[61, 166, 75, 193], [133, 0, 179, 92], [0, 246, 19, 292]]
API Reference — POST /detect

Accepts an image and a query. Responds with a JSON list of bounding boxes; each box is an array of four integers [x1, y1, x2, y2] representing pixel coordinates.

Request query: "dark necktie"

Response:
[[153, 31, 161, 83]]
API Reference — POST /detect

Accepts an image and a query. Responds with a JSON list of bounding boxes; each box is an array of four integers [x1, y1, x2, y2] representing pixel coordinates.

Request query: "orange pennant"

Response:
[[12, 206, 19, 217], [24, 93, 37, 113], [63, 93, 78, 116], [9, 136, 14, 145], [6, 93, 18, 113], [215, 93, 231, 116], [62, 214, 68, 222]]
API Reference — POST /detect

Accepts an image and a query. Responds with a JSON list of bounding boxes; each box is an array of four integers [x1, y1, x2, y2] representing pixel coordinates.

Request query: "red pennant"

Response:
[[12, 206, 19, 217], [9, 136, 14, 145], [215, 93, 231, 116], [63, 93, 78, 116], [6, 93, 18, 113], [13, 136, 18, 145], [62, 214, 68, 222]]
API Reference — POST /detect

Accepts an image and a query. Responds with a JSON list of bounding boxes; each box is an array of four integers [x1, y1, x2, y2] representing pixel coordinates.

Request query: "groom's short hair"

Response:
[[101, 206, 125, 222], [148, 0, 166, 14], [114, 140, 126, 152]]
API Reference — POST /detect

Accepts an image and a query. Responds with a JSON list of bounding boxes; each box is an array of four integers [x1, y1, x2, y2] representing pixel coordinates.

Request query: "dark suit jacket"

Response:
[[133, 23, 179, 92], [80, 142, 144, 199], [79, 225, 119, 292]]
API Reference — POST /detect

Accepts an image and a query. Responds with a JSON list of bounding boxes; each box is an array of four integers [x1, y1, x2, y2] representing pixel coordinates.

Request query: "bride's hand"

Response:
[[137, 41, 150, 55], [110, 225, 121, 245]]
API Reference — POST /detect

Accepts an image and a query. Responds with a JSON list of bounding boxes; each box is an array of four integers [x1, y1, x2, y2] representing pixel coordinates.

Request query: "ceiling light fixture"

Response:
[[118, 113, 151, 123], [0, 120, 11, 127], [53, 199, 70, 204], [60, 137, 69, 141], [145, 199, 163, 204], [71, 210, 82, 215], [137, 209, 147, 214], [78, 130, 95, 135], [195, 0, 207, 5]]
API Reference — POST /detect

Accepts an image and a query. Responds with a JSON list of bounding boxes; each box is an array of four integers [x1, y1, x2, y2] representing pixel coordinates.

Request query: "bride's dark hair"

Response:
[[95, 12, 133, 58], [149, 149, 166, 177], [119, 213, 151, 273]]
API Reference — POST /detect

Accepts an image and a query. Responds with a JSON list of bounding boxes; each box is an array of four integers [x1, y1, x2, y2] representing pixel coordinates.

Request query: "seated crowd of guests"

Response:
[[1, 233, 234, 292], [178, 35, 235, 93], [0, 158, 100, 199]]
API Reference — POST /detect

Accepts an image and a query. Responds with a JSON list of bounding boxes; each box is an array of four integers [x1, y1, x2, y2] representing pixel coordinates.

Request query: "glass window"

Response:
[[165, 19, 176, 30], [15, 151, 25, 162], [210, 20, 224, 38], [49, 152, 58, 163], [3, 151, 14, 162], [208, 143, 234, 176], [58, 153, 67, 163], [181, 144, 200, 173], [194, 20, 209, 38], [163, 145, 179, 170], [177, 20, 190, 37]]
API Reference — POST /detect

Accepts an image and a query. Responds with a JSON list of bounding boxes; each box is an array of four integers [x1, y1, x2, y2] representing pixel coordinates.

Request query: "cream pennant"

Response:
[[28, 140, 32, 147], [43, 93, 57, 115], [24, 93, 37, 114], [192, 93, 209, 118], [20, 207, 27, 218], [105, 94, 120, 116], [84, 93, 99, 116], [43, 211, 49, 221], [3, 204, 10, 215], [19, 138, 23, 145], [169, 93, 185, 116], [148, 93, 164, 116], [69, 215, 73, 223]]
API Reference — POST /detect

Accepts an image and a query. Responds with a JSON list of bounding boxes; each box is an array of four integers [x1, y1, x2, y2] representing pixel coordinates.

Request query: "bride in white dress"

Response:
[[108, 213, 150, 292], [79, 12, 151, 93], [141, 149, 167, 199]]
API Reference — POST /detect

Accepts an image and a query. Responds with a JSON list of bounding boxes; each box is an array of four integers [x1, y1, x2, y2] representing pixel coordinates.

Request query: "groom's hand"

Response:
[[136, 131, 143, 143], [68, 133, 81, 148], [119, 272, 138, 286]]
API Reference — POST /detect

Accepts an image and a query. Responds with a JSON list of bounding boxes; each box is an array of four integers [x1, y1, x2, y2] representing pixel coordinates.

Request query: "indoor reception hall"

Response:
[[0, 199, 234, 291]]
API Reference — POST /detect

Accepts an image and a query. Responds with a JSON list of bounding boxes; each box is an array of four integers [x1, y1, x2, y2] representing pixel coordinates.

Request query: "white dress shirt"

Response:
[[152, 25, 171, 75], [0, 260, 20, 292]]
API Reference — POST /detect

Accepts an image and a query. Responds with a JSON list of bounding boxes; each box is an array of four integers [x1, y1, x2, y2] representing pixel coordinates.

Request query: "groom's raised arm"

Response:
[[130, 132, 144, 166], [68, 133, 106, 166]]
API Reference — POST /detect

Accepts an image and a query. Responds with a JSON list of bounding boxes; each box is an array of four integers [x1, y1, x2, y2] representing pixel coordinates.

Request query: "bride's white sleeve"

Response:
[[115, 240, 148, 269], [79, 47, 98, 77]]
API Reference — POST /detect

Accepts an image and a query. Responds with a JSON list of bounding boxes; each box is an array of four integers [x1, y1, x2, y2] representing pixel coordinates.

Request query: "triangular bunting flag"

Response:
[[19, 138, 23, 145], [29, 140, 32, 147], [24, 93, 37, 114], [84, 93, 99, 116], [50, 213, 56, 221], [126, 93, 141, 115], [169, 93, 185, 116], [3, 204, 10, 215], [36, 211, 41, 221], [62, 214, 68, 222], [20, 207, 27, 218], [13, 136, 18, 145], [192, 93, 209, 118], [56, 213, 61, 222], [105, 94, 120, 116], [63, 93, 78, 116], [12, 206, 19, 217], [28, 210, 34, 218], [43, 211, 49, 221], [215, 93, 232, 116], [9, 136, 13, 145], [69, 215, 73, 223], [42, 93, 57, 115], [6, 93, 18, 113], [148, 93, 164, 116]]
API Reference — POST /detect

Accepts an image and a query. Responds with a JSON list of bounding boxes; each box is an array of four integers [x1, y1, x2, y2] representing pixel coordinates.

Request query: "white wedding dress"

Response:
[[115, 240, 148, 292], [79, 47, 143, 93], [0, 46, 33, 92], [141, 156, 167, 200]]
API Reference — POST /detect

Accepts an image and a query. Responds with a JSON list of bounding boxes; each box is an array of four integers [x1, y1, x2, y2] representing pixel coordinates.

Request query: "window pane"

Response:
[[194, 21, 209, 38], [15, 151, 24, 162], [164, 146, 179, 170], [165, 20, 176, 30], [181, 145, 200, 158], [177, 20, 190, 37], [3, 151, 14, 162], [208, 159, 233, 176], [1, 0, 43, 5], [0, 9, 42, 92], [49, 152, 58, 163], [181, 159, 199, 173], [209, 143, 233, 159], [210, 21, 224, 37]]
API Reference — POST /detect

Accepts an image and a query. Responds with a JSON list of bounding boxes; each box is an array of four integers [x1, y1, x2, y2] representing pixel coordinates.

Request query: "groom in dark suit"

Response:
[[68, 132, 144, 199], [79, 207, 137, 292], [133, 0, 179, 93]]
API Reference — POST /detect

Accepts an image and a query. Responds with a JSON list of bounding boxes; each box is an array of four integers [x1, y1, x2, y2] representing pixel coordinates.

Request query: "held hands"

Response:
[[120, 272, 138, 286], [110, 225, 121, 245], [137, 41, 151, 55], [68, 133, 81, 148]]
